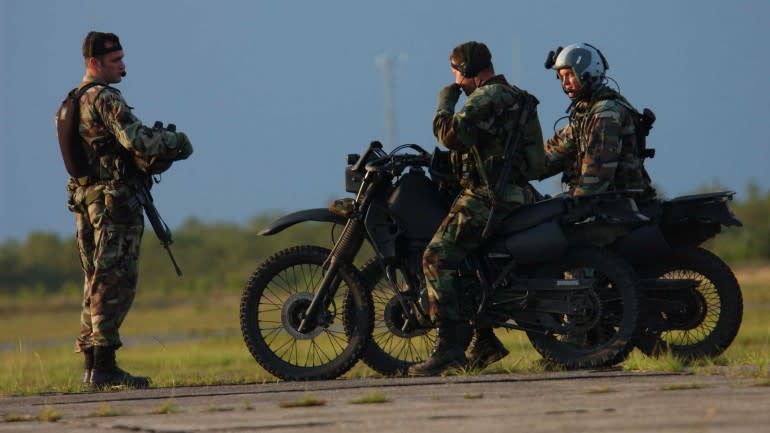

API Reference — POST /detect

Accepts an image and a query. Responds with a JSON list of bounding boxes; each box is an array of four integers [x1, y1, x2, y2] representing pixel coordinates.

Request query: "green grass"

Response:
[[622, 350, 688, 373], [660, 382, 707, 391], [349, 390, 390, 404], [1, 268, 769, 395], [89, 404, 126, 417], [279, 394, 326, 408], [4, 413, 33, 422], [585, 386, 617, 394], [151, 399, 179, 414], [201, 405, 235, 413], [0, 290, 241, 344], [37, 405, 62, 422]]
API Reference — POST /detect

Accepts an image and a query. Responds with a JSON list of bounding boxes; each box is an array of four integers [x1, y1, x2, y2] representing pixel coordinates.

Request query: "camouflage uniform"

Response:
[[424, 75, 544, 325], [543, 86, 655, 197], [68, 77, 188, 352]]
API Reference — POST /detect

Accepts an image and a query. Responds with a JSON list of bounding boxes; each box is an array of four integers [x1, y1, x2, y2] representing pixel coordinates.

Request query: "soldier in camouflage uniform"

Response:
[[409, 41, 545, 376], [541, 43, 655, 197], [63, 32, 193, 388]]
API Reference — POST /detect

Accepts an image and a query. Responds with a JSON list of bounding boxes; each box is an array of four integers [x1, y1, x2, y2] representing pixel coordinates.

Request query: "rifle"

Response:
[[481, 93, 536, 240], [126, 176, 183, 276]]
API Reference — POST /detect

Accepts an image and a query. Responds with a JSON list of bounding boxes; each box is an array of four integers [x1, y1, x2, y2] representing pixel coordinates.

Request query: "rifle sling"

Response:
[[480, 94, 535, 239]]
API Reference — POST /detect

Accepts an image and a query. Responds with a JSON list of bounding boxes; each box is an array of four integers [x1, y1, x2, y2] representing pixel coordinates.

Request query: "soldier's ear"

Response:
[[87, 56, 105, 70]]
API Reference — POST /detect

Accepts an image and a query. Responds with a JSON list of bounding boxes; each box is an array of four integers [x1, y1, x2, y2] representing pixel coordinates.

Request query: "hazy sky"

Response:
[[1, 0, 769, 241]]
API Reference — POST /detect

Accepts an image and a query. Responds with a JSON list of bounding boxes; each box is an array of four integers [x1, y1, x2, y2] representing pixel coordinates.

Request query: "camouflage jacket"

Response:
[[65, 77, 187, 217], [543, 86, 654, 196], [432, 75, 544, 204], [76, 77, 183, 184]]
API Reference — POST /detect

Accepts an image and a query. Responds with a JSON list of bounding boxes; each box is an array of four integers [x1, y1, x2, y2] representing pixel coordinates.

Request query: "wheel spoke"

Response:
[[240, 246, 375, 380], [658, 267, 721, 349]]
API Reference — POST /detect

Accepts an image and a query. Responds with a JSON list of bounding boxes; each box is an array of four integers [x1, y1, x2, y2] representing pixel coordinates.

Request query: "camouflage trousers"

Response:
[[72, 184, 144, 352], [422, 188, 523, 325]]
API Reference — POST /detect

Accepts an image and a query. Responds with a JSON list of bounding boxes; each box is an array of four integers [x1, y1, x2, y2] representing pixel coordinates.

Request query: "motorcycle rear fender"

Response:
[[663, 191, 742, 227], [258, 208, 347, 236], [564, 196, 650, 226]]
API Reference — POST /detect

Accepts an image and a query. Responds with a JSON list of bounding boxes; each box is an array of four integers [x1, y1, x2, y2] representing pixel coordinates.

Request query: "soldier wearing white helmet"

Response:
[[540, 43, 656, 197]]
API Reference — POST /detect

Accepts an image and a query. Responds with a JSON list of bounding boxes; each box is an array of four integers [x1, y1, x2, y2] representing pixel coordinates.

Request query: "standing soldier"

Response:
[[409, 41, 545, 376], [541, 43, 656, 197], [56, 31, 193, 388]]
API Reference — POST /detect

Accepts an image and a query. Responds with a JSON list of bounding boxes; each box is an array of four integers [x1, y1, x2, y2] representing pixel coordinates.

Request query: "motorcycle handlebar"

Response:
[[364, 148, 431, 174]]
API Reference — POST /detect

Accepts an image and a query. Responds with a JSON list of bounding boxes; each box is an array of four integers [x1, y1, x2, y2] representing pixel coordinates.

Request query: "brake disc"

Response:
[[281, 292, 326, 339]]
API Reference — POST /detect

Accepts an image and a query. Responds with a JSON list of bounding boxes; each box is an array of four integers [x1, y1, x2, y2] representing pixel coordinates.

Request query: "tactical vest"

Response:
[[455, 81, 544, 194], [77, 83, 139, 184], [562, 87, 653, 194]]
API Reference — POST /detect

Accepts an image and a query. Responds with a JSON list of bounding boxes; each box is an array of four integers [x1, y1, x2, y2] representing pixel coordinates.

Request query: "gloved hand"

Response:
[[437, 83, 462, 113], [175, 132, 193, 160]]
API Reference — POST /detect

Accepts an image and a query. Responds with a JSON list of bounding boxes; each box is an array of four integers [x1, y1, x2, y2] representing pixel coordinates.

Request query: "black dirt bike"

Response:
[[241, 141, 652, 379], [358, 167, 744, 374], [607, 192, 743, 359]]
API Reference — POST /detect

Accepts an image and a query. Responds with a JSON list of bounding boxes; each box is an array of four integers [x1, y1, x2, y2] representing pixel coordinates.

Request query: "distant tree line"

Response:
[[0, 214, 342, 295], [701, 182, 770, 265], [1, 185, 767, 294]]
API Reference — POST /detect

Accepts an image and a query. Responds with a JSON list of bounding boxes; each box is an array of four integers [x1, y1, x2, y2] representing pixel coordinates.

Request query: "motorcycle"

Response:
[[607, 192, 743, 358], [240, 141, 651, 379], [359, 170, 744, 375]]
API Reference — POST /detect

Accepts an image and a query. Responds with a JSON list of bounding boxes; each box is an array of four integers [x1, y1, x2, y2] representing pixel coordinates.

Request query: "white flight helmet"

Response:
[[546, 43, 609, 97]]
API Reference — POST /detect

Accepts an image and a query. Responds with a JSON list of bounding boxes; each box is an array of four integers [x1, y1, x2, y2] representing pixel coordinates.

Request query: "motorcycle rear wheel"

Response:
[[355, 259, 472, 376], [239, 245, 373, 380], [636, 246, 743, 359], [526, 247, 643, 369]]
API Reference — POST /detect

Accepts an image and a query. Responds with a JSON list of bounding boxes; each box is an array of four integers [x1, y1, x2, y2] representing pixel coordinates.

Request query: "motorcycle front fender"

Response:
[[258, 208, 347, 236]]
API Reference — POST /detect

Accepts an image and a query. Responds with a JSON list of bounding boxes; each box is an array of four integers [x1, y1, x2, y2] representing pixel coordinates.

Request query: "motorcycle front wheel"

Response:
[[239, 245, 373, 381]]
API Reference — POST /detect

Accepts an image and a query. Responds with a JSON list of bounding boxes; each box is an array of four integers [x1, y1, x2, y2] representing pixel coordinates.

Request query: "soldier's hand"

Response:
[[175, 132, 193, 160], [437, 83, 462, 113]]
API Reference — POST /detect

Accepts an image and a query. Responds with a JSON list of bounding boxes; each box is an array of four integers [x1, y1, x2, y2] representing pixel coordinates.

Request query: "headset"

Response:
[[544, 46, 563, 70], [460, 41, 491, 78]]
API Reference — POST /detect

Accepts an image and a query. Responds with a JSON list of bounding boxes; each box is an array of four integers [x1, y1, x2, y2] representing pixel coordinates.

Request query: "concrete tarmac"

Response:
[[1, 369, 768, 433]]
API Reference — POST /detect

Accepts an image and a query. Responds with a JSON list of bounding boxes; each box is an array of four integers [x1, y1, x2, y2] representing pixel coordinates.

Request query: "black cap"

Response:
[[82, 32, 123, 58]]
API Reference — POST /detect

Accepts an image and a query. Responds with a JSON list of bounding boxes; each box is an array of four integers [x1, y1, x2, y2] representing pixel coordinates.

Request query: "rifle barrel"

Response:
[[131, 177, 183, 276]]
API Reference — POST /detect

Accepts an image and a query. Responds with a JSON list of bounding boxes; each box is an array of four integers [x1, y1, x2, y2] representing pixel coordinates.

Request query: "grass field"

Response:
[[0, 265, 767, 396]]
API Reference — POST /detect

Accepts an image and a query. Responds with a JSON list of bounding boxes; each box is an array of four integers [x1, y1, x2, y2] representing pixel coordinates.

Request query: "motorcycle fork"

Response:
[[383, 263, 431, 331], [298, 218, 365, 333]]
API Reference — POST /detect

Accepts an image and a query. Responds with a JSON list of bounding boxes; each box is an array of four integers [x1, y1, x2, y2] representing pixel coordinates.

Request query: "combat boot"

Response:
[[467, 327, 509, 370], [408, 325, 467, 377], [90, 346, 151, 389], [81, 347, 94, 387]]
